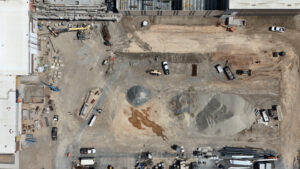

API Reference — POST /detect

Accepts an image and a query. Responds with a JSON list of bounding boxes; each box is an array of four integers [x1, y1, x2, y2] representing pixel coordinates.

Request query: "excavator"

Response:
[[216, 20, 236, 32], [47, 24, 90, 40]]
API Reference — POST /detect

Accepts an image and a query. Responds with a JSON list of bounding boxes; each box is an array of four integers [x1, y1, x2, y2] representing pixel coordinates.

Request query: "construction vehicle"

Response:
[[148, 69, 161, 76], [47, 24, 90, 40], [41, 80, 60, 92], [217, 21, 236, 32]]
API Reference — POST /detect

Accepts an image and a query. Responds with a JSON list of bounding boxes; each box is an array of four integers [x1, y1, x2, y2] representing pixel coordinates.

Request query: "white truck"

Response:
[[80, 148, 96, 154]]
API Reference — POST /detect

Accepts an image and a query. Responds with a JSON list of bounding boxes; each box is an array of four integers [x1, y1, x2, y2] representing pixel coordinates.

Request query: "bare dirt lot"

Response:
[[20, 15, 300, 169]]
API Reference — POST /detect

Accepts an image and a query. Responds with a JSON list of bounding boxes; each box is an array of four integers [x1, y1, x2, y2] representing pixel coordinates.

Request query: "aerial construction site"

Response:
[[1, 0, 300, 169]]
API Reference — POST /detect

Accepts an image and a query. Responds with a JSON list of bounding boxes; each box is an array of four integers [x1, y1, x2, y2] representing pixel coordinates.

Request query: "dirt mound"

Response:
[[196, 94, 255, 136], [126, 85, 151, 107], [127, 107, 167, 140]]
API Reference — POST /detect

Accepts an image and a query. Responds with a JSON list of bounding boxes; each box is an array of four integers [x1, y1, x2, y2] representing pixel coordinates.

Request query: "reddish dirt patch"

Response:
[[127, 107, 167, 140]]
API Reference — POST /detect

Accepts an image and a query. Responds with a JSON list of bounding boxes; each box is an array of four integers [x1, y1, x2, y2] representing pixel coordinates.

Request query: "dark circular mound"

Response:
[[126, 85, 151, 107]]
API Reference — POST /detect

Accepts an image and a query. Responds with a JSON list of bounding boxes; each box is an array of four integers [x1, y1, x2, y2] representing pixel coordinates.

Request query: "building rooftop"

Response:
[[0, 0, 29, 155], [0, 75, 17, 154], [0, 0, 30, 75], [229, 0, 300, 9]]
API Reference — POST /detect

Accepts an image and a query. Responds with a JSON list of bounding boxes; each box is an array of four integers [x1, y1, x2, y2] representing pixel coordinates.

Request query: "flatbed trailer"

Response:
[[79, 88, 102, 120]]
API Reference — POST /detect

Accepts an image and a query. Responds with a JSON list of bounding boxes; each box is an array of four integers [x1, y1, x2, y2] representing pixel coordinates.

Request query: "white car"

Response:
[[162, 61, 169, 75], [214, 64, 223, 73], [269, 26, 285, 33]]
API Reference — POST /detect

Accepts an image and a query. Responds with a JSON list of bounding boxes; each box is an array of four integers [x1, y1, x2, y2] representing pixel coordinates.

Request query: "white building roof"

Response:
[[0, 0, 30, 75], [0, 75, 17, 154], [229, 0, 300, 9]]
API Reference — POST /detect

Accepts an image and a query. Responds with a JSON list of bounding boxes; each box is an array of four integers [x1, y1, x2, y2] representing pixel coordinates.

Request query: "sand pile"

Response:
[[126, 85, 151, 107], [170, 93, 255, 136]]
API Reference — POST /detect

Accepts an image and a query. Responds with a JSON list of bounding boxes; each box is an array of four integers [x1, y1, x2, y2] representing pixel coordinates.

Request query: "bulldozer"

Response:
[[147, 69, 161, 76], [47, 24, 90, 40], [216, 21, 236, 32]]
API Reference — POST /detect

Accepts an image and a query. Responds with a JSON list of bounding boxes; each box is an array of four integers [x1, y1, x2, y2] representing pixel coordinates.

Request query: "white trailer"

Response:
[[230, 160, 252, 166], [88, 115, 97, 127], [80, 158, 95, 166]]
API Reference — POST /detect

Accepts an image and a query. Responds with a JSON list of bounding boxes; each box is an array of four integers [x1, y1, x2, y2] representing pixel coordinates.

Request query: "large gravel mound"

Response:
[[170, 93, 255, 136], [196, 94, 255, 136], [126, 85, 151, 107]]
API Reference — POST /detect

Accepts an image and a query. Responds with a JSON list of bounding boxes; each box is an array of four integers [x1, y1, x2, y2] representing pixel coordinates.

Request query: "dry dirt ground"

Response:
[[20, 15, 300, 169]]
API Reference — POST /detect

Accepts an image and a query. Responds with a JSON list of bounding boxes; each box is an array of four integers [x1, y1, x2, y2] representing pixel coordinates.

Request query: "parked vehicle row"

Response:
[[147, 60, 170, 76], [215, 64, 235, 80]]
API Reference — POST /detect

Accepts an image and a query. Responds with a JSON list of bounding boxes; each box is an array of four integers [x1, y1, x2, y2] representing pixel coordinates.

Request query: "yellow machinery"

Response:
[[47, 24, 90, 40]]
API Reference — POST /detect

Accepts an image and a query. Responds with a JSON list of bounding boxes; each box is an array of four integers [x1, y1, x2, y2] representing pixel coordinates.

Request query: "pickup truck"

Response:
[[223, 66, 235, 80], [80, 148, 96, 154]]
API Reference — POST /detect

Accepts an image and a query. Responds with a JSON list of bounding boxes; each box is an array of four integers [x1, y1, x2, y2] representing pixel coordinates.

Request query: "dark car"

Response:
[[51, 127, 57, 140], [223, 66, 235, 80], [273, 51, 286, 57], [162, 61, 170, 75]]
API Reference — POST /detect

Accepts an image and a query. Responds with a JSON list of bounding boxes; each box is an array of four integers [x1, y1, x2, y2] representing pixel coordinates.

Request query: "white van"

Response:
[[261, 110, 270, 122], [80, 158, 95, 166], [88, 115, 97, 127]]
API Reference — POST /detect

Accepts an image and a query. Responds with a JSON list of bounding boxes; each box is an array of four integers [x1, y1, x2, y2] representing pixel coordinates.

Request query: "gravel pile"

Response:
[[126, 85, 151, 107], [196, 94, 255, 136], [170, 93, 255, 136]]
